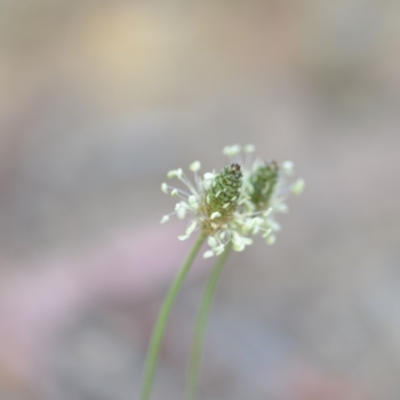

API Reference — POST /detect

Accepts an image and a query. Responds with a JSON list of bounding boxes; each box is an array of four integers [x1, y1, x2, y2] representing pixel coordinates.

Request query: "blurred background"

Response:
[[0, 1, 399, 399]]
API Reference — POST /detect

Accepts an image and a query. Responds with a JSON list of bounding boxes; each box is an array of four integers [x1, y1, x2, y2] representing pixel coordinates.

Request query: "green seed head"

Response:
[[199, 163, 243, 234], [249, 161, 279, 210]]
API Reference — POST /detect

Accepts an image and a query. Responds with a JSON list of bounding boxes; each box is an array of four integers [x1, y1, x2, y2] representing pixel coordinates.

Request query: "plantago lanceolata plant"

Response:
[[140, 144, 304, 400]]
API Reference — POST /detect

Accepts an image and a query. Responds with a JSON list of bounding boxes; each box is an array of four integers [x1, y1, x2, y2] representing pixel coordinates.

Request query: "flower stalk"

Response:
[[140, 233, 206, 400], [185, 245, 232, 400], [140, 143, 304, 399]]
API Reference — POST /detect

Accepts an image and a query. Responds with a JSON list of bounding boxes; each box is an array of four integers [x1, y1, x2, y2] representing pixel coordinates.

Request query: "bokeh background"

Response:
[[0, 1, 400, 399]]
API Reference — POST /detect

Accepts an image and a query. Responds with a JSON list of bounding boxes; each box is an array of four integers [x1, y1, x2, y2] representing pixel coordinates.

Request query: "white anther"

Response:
[[189, 161, 201, 172]]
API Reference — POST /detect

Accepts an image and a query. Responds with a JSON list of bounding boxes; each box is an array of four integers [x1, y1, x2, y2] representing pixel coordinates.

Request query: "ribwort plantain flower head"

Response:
[[223, 144, 304, 245], [161, 161, 250, 258], [161, 145, 304, 257]]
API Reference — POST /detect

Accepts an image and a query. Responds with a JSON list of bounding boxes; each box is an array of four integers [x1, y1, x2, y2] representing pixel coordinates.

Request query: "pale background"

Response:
[[0, 1, 399, 399]]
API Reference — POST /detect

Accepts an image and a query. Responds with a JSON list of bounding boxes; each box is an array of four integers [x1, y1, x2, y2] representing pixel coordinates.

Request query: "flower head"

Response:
[[161, 145, 304, 257], [223, 144, 304, 246], [161, 161, 248, 257]]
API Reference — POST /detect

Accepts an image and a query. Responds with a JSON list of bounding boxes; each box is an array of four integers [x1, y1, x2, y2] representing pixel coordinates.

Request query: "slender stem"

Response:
[[140, 233, 206, 400], [185, 245, 232, 400]]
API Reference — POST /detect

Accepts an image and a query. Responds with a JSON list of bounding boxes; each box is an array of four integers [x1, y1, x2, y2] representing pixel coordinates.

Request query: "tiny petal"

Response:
[[189, 161, 201, 172], [161, 183, 169, 194], [160, 215, 170, 224], [171, 189, 178, 196]]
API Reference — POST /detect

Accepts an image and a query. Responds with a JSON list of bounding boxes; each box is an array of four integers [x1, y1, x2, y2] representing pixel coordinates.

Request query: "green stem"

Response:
[[185, 245, 232, 400], [140, 233, 206, 400]]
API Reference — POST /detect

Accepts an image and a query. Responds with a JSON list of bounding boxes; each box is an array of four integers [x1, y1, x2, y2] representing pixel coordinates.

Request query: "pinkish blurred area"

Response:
[[0, 1, 400, 399]]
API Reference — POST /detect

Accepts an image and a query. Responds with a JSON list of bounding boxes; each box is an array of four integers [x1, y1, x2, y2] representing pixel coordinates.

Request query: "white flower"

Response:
[[222, 144, 304, 245], [161, 145, 304, 257], [161, 161, 248, 258]]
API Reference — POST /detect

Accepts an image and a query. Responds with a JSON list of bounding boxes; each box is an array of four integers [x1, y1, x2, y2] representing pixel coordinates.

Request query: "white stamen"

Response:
[[263, 208, 273, 217], [189, 161, 201, 172], [208, 237, 217, 247], [262, 228, 272, 238], [188, 195, 198, 209], [291, 178, 305, 195], [210, 212, 221, 220], [268, 220, 281, 231], [167, 168, 183, 179], [223, 145, 241, 157], [186, 221, 197, 234], [273, 202, 288, 213], [244, 144, 255, 153], [203, 250, 215, 259], [161, 183, 169, 194], [176, 203, 187, 220], [266, 235, 276, 245], [160, 215, 170, 224], [281, 161, 294, 175], [178, 233, 190, 241], [213, 244, 225, 255]]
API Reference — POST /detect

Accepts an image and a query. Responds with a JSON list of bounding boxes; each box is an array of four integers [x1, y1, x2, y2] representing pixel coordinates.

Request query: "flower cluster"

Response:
[[161, 145, 304, 258]]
